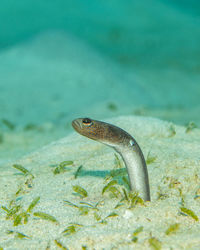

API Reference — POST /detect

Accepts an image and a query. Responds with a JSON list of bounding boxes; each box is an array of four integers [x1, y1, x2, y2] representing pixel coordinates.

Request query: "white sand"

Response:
[[0, 116, 199, 249]]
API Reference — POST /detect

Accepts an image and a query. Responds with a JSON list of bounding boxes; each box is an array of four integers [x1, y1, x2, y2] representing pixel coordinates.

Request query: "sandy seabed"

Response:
[[0, 115, 199, 249]]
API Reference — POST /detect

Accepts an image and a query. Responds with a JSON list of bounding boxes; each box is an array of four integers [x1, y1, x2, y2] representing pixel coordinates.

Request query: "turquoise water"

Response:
[[0, 0, 200, 160]]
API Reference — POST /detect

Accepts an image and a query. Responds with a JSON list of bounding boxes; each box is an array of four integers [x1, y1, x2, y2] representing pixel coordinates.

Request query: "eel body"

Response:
[[72, 118, 150, 201]]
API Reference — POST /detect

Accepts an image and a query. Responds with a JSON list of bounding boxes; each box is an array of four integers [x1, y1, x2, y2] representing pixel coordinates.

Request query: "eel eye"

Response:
[[129, 140, 135, 146], [82, 118, 92, 126]]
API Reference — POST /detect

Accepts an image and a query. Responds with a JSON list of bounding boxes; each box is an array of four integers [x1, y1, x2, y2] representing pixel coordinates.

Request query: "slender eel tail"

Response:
[[116, 143, 150, 201]]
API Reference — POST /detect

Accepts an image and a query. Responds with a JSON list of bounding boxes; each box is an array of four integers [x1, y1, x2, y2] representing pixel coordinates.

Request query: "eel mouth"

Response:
[[72, 119, 82, 131]]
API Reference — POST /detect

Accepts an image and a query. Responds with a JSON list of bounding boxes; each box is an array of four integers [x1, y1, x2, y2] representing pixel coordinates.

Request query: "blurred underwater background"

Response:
[[0, 0, 200, 161]]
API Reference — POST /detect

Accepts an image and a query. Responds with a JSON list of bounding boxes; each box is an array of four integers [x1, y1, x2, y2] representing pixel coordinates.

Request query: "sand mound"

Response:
[[0, 115, 199, 249]]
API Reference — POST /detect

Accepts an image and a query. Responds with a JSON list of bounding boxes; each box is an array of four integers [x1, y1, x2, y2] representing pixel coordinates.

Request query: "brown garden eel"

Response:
[[72, 118, 150, 201]]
